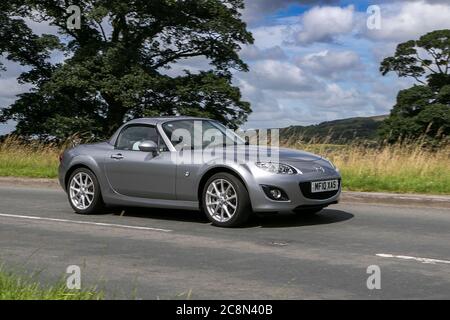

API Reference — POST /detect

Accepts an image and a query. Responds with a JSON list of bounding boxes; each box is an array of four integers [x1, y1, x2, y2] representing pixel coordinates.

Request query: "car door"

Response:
[[161, 119, 230, 202], [161, 119, 201, 202], [103, 124, 176, 199]]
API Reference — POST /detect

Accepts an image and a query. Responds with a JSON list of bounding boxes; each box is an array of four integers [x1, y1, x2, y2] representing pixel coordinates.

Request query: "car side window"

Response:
[[116, 125, 168, 152], [162, 120, 194, 148]]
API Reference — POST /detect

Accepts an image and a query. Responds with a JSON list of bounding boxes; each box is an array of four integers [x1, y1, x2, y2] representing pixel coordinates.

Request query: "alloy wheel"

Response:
[[69, 172, 95, 210], [205, 178, 238, 223]]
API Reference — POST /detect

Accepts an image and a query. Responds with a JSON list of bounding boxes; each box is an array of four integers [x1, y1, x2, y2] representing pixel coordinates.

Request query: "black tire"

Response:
[[67, 167, 105, 215], [202, 173, 252, 227]]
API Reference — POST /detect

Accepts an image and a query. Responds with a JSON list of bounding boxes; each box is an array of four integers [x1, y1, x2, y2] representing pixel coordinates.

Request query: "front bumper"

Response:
[[246, 165, 341, 212]]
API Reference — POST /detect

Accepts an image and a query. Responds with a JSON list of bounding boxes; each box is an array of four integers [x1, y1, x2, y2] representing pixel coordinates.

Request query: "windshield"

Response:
[[162, 120, 245, 149]]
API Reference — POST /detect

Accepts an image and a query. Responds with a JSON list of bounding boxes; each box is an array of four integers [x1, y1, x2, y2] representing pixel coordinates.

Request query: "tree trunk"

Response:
[[102, 93, 126, 136]]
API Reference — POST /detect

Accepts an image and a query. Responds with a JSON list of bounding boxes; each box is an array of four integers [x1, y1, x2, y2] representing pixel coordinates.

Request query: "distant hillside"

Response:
[[280, 115, 388, 143]]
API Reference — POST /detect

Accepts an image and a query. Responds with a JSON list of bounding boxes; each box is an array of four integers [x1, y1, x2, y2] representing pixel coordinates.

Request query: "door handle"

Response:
[[111, 153, 124, 160]]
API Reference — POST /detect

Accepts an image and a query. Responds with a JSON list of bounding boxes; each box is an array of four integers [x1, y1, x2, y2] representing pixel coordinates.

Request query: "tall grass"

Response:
[[0, 136, 62, 178], [0, 268, 102, 300], [0, 135, 449, 194], [283, 140, 450, 194]]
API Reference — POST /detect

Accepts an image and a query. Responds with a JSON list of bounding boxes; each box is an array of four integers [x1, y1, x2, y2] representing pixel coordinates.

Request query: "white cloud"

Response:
[[240, 45, 287, 61], [240, 59, 319, 92], [238, 79, 284, 122], [250, 24, 289, 48], [293, 5, 355, 44], [24, 18, 58, 35], [0, 121, 15, 135], [0, 78, 28, 98], [160, 55, 213, 77], [296, 50, 362, 78], [364, 1, 450, 42], [315, 83, 363, 108], [0, 59, 32, 106]]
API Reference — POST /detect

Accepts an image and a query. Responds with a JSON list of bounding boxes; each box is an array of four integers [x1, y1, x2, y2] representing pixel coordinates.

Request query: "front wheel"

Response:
[[202, 173, 252, 227], [67, 168, 105, 214]]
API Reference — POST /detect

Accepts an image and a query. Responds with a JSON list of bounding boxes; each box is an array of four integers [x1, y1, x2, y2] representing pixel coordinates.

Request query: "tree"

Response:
[[0, 0, 253, 140], [379, 30, 450, 143]]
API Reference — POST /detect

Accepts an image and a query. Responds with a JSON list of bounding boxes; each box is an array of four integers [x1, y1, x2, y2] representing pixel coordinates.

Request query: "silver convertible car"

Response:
[[59, 117, 341, 227]]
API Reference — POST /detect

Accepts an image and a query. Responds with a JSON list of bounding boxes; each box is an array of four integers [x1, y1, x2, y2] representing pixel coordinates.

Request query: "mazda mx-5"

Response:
[[59, 117, 341, 227]]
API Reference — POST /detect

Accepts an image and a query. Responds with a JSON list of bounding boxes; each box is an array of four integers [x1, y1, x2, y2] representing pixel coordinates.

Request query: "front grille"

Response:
[[299, 179, 341, 200]]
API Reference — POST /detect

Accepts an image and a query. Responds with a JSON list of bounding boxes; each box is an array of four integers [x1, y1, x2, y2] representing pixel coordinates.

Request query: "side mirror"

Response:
[[138, 140, 158, 154]]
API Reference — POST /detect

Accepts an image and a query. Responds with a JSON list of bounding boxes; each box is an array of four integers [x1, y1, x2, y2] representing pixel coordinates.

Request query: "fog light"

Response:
[[261, 185, 289, 201], [270, 189, 282, 199]]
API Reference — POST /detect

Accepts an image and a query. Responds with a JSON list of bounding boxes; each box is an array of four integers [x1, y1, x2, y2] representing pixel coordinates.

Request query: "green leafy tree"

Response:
[[379, 30, 450, 143], [0, 0, 253, 140]]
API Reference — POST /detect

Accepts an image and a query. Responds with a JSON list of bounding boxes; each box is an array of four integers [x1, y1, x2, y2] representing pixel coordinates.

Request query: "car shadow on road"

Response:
[[251, 209, 354, 228], [108, 207, 211, 224], [107, 207, 353, 228]]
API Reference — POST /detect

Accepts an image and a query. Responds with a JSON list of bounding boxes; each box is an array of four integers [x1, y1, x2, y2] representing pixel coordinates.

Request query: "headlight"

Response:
[[255, 162, 298, 175]]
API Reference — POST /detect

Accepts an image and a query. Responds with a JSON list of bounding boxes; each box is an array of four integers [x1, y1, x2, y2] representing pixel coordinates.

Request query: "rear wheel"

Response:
[[67, 168, 105, 214], [202, 173, 252, 227]]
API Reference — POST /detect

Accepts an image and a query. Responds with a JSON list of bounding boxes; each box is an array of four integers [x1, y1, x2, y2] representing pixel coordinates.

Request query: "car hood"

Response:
[[215, 145, 336, 175], [227, 145, 323, 162], [274, 147, 323, 162]]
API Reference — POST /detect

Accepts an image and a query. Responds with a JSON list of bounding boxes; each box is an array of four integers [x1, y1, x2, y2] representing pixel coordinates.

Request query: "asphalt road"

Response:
[[0, 185, 449, 299]]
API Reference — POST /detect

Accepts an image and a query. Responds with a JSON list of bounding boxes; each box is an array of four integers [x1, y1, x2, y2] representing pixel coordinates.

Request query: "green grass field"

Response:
[[291, 142, 450, 195], [1, 137, 449, 195], [0, 269, 102, 300], [0, 138, 60, 178]]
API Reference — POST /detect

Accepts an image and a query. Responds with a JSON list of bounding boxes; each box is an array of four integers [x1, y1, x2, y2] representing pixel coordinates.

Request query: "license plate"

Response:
[[311, 180, 339, 193]]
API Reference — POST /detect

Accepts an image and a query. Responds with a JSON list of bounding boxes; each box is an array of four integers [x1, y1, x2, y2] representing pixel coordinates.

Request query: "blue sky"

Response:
[[233, 0, 450, 128], [1, 0, 450, 133]]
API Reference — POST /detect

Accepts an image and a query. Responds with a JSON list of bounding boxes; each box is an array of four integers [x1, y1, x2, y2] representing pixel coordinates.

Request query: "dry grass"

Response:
[[0, 136, 62, 178], [0, 135, 449, 194], [284, 140, 450, 194]]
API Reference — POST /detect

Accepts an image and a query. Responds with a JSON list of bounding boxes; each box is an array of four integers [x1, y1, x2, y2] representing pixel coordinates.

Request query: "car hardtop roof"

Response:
[[109, 116, 211, 144], [126, 116, 211, 126]]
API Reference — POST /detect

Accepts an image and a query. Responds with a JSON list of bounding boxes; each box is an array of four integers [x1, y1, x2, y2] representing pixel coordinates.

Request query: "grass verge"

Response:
[[0, 268, 102, 300], [0, 137, 60, 178], [0, 136, 449, 195], [288, 142, 450, 194]]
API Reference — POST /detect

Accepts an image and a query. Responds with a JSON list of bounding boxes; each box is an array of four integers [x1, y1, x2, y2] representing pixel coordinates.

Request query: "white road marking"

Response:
[[376, 253, 450, 265], [0, 212, 172, 233]]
